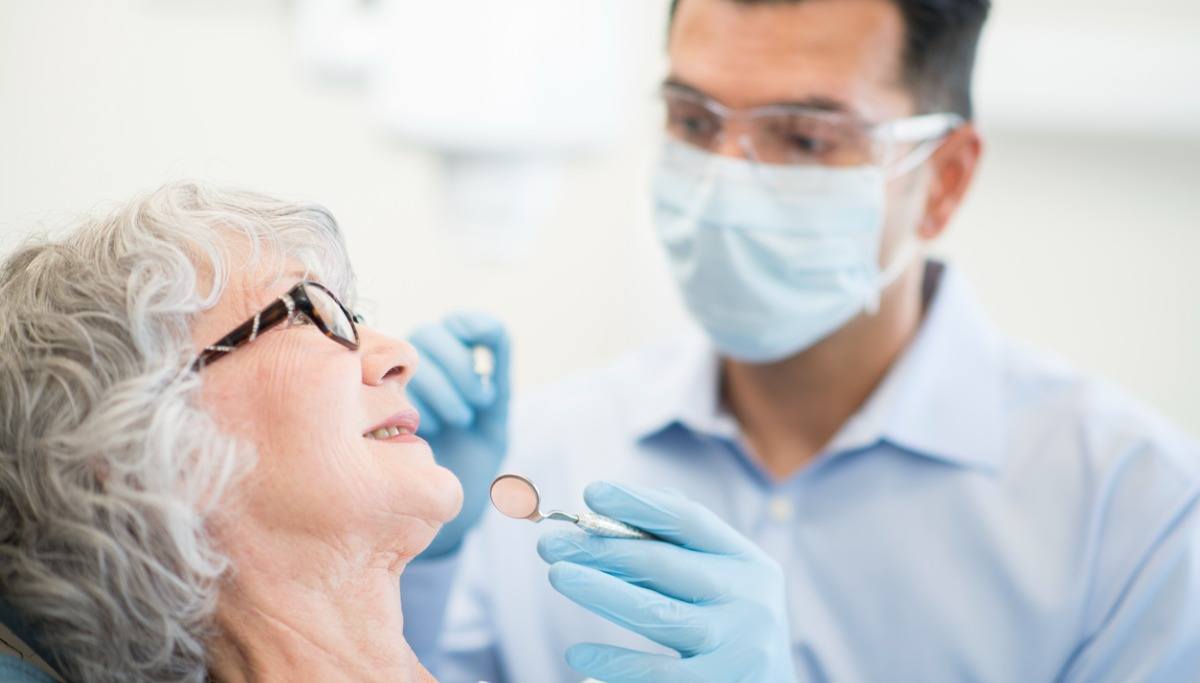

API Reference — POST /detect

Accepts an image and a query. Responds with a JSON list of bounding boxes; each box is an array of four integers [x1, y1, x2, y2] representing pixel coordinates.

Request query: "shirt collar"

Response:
[[627, 329, 734, 441], [827, 263, 1007, 471], [629, 262, 1007, 472]]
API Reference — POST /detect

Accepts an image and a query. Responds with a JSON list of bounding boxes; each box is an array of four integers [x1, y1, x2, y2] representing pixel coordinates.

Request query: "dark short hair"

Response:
[[667, 0, 990, 119]]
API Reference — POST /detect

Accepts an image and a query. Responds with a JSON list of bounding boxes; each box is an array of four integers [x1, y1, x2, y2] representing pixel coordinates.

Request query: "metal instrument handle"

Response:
[[574, 511, 655, 540]]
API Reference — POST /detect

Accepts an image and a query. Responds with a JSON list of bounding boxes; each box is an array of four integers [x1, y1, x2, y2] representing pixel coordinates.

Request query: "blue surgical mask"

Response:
[[652, 141, 917, 363]]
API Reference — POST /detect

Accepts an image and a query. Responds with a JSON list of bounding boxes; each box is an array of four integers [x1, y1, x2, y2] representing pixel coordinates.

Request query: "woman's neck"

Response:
[[207, 543, 434, 683]]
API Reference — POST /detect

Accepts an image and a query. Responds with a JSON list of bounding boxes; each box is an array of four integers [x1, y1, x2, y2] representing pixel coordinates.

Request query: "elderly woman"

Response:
[[0, 182, 461, 682]]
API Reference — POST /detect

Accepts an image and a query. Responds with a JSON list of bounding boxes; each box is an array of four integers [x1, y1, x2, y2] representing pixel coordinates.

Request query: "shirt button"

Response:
[[768, 496, 794, 523]]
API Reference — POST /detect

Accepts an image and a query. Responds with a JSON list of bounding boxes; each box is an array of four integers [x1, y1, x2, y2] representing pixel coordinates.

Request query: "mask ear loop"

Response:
[[885, 137, 943, 180], [864, 238, 921, 313], [881, 111, 963, 180], [864, 131, 957, 313]]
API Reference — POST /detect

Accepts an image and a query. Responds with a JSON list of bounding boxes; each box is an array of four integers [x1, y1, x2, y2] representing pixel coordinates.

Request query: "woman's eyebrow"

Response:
[[281, 271, 327, 291]]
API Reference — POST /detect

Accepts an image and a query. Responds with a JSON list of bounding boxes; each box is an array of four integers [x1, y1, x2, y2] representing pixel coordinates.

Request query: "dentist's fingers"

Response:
[[538, 531, 730, 603], [564, 643, 684, 683], [547, 561, 717, 657], [405, 393, 442, 436], [442, 312, 511, 439], [410, 322, 493, 407], [406, 361, 472, 433], [442, 312, 510, 398]]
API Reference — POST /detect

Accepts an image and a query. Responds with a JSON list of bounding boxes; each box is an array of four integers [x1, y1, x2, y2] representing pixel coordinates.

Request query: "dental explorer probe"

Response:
[[489, 474, 655, 540]]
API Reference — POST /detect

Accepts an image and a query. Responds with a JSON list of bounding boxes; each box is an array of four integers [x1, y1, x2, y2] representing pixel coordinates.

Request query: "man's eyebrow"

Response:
[[662, 77, 709, 99], [662, 77, 854, 114]]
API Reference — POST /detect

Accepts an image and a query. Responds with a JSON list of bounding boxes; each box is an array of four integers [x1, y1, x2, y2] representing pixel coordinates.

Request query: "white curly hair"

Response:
[[0, 181, 356, 682]]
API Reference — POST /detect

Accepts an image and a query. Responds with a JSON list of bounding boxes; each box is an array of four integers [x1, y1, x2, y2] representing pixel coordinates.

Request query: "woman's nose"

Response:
[[359, 327, 419, 388]]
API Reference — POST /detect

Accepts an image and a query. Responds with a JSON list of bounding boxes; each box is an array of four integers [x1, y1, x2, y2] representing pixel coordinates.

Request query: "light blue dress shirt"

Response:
[[0, 657, 56, 683], [0, 600, 60, 683], [404, 264, 1200, 682]]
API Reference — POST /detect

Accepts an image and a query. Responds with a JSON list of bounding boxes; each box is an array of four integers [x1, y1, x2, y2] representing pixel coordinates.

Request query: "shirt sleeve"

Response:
[[401, 550, 463, 666], [0, 655, 59, 683], [402, 526, 506, 683], [1058, 494, 1200, 682], [428, 526, 506, 683]]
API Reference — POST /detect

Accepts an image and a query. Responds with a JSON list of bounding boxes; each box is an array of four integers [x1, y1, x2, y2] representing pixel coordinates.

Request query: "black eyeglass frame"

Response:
[[191, 281, 362, 371]]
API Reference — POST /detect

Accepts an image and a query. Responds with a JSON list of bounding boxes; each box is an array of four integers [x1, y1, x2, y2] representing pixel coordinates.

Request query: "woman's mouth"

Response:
[[362, 409, 423, 443]]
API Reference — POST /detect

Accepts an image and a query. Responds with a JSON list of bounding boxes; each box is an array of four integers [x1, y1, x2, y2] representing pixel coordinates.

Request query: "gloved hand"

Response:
[[408, 312, 511, 558], [538, 482, 795, 683]]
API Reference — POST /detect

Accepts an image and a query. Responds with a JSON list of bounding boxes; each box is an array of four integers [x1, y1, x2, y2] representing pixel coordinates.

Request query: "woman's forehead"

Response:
[[193, 229, 353, 331], [198, 263, 309, 330]]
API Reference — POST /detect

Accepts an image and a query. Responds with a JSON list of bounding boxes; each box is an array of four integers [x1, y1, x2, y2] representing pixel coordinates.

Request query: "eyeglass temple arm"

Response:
[[191, 295, 296, 370], [881, 113, 965, 143]]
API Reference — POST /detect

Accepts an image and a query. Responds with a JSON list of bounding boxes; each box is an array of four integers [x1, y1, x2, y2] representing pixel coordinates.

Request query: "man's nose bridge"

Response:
[[713, 117, 756, 161]]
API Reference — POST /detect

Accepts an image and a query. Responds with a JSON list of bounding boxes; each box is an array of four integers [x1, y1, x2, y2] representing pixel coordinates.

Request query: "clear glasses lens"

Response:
[[305, 284, 357, 345], [664, 93, 723, 150], [756, 114, 875, 166], [662, 89, 879, 167]]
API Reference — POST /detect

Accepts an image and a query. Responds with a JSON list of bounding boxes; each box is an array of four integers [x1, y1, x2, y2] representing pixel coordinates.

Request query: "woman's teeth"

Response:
[[365, 426, 411, 440]]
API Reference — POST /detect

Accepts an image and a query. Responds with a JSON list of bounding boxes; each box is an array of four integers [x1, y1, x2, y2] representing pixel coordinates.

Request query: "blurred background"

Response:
[[1, 0, 1196, 434]]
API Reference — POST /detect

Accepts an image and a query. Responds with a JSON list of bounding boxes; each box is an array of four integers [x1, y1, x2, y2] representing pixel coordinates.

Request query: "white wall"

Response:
[[1, 0, 1197, 435]]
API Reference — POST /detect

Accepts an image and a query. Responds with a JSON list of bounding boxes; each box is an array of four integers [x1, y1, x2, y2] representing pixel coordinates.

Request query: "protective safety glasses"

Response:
[[659, 83, 963, 168], [192, 281, 362, 371]]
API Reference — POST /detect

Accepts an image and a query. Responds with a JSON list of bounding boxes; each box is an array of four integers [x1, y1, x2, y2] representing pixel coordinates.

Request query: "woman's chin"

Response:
[[427, 462, 465, 523], [399, 471, 463, 557], [389, 459, 464, 526]]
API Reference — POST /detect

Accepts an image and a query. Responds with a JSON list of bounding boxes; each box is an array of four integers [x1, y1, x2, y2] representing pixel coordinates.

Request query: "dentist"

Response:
[[403, 0, 1200, 681]]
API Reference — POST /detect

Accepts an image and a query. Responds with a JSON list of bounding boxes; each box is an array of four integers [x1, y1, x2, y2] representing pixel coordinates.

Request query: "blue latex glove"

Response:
[[408, 312, 511, 558], [538, 482, 795, 682]]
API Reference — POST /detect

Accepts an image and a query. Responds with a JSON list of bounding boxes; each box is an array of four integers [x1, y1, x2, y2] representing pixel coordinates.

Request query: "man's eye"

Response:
[[683, 116, 711, 135], [788, 135, 831, 154], [351, 312, 367, 325], [668, 110, 719, 141]]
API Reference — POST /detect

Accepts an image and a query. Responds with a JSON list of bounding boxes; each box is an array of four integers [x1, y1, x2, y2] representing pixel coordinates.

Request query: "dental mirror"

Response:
[[490, 473, 543, 521], [489, 474, 654, 540]]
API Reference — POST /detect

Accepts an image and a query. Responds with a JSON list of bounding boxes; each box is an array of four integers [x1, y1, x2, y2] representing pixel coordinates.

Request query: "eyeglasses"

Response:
[[659, 83, 963, 168], [192, 281, 363, 371]]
